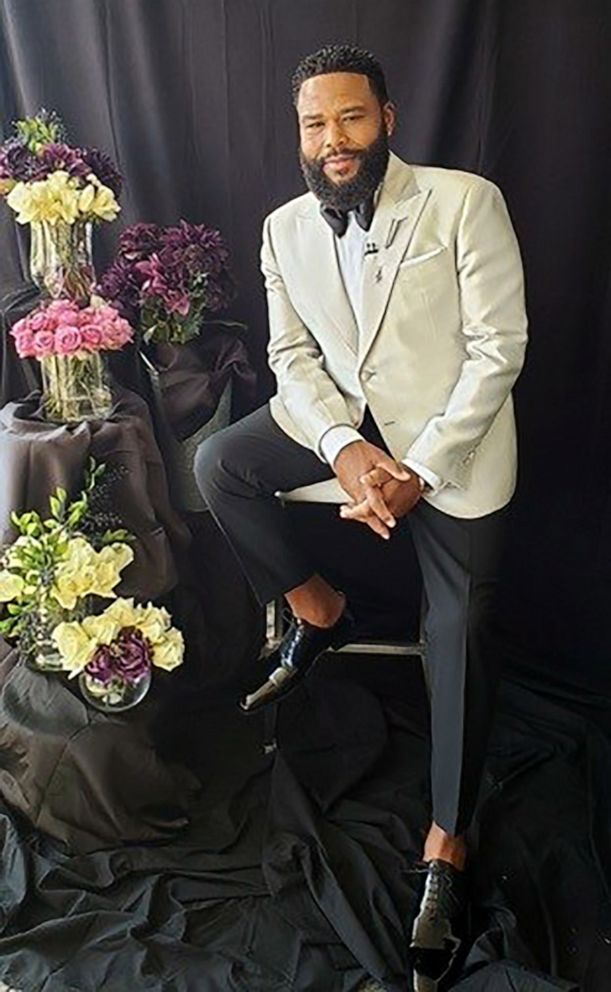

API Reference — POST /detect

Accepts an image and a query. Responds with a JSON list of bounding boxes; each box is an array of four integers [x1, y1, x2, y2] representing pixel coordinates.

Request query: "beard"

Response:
[[299, 128, 390, 211]]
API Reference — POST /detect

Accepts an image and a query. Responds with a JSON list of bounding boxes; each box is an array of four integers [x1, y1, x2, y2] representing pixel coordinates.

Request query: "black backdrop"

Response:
[[1, 0, 611, 694]]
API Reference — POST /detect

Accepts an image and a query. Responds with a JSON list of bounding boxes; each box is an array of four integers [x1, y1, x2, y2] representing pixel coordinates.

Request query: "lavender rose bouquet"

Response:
[[97, 220, 235, 345]]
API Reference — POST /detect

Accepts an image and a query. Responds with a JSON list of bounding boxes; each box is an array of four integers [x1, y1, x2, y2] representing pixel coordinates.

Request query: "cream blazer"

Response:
[[261, 152, 528, 518]]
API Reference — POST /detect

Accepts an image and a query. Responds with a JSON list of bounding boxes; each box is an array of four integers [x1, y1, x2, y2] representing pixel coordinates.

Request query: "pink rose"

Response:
[[101, 316, 133, 350], [55, 325, 84, 355], [32, 330, 56, 358], [12, 329, 36, 358], [28, 311, 52, 332], [47, 299, 79, 315], [80, 324, 103, 351]]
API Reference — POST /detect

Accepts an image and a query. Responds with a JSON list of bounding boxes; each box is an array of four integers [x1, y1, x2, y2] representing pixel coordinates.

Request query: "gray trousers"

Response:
[[194, 403, 507, 836]]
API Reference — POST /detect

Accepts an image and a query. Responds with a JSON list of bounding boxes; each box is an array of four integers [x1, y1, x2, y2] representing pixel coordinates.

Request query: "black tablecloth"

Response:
[[0, 388, 190, 601]]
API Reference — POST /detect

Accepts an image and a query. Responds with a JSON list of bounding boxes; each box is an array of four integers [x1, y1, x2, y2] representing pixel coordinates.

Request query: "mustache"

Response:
[[319, 150, 361, 164]]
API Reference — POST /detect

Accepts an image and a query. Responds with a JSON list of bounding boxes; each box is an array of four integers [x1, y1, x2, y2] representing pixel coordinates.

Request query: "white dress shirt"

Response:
[[319, 207, 443, 492]]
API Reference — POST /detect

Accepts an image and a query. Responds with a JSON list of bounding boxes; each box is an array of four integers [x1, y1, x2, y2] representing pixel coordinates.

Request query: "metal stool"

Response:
[[267, 477, 428, 672]]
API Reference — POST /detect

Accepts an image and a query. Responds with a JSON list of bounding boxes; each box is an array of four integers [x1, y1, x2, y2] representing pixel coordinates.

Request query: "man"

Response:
[[195, 44, 527, 981]]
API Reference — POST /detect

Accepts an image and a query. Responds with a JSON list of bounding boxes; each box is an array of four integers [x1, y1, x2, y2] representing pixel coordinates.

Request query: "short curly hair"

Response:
[[291, 44, 389, 107]]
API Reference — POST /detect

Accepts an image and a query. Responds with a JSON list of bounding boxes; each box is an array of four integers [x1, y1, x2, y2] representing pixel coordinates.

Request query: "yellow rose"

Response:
[[50, 569, 82, 610], [102, 543, 134, 573], [64, 536, 97, 568], [152, 627, 184, 671], [82, 611, 120, 646], [52, 621, 94, 674], [89, 184, 120, 222], [6, 182, 34, 223], [78, 183, 96, 213], [134, 603, 171, 645], [103, 597, 139, 627], [0, 570, 25, 602], [84, 544, 133, 599]]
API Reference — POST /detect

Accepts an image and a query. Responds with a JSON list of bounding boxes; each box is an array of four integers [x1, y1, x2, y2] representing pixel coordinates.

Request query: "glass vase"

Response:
[[40, 351, 112, 423], [26, 604, 70, 672], [29, 219, 95, 304], [78, 668, 152, 713]]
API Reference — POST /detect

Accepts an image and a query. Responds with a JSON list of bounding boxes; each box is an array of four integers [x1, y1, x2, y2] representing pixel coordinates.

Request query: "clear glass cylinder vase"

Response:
[[40, 351, 112, 423], [26, 604, 70, 672], [29, 219, 95, 304]]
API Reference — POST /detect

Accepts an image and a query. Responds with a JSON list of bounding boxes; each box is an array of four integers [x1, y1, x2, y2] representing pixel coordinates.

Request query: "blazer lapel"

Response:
[[358, 158, 431, 368]]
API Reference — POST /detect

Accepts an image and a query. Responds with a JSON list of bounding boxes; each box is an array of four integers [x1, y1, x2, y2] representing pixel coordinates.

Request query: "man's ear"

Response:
[[383, 101, 397, 137]]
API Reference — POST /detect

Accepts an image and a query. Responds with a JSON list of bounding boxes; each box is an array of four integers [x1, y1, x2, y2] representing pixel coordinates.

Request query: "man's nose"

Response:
[[322, 120, 347, 153]]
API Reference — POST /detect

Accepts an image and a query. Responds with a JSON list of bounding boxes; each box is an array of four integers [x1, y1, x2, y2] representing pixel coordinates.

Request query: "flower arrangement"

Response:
[[0, 460, 184, 710], [0, 109, 121, 224], [97, 220, 235, 344], [53, 596, 184, 708], [0, 109, 123, 303], [0, 460, 134, 668], [10, 298, 133, 423], [10, 298, 133, 360]]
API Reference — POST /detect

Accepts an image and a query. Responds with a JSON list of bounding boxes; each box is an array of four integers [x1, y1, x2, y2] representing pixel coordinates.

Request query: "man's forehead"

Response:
[[297, 72, 374, 113]]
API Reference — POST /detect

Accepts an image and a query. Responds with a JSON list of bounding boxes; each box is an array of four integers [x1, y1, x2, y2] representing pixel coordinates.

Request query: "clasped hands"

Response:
[[333, 440, 424, 539]]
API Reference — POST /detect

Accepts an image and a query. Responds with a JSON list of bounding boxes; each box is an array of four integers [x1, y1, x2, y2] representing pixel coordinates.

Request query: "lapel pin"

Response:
[[375, 267, 384, 283]]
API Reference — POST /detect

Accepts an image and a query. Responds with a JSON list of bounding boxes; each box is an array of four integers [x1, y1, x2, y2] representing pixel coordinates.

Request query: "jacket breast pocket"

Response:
[[398, 245, 448, 272]]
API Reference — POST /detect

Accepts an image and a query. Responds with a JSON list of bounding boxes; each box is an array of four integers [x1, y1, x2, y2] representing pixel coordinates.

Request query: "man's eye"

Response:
[[343, 115, 362, 122], [305, 122, 323, 131]]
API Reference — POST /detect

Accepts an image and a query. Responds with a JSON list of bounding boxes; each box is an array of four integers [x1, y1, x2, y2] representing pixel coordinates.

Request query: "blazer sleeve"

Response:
[[404, 179, 528, 487], [262, 214, 355, 458]]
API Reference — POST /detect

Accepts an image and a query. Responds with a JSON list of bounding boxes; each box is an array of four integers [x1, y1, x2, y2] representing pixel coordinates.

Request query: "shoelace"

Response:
[[407, 863, 462, 920]]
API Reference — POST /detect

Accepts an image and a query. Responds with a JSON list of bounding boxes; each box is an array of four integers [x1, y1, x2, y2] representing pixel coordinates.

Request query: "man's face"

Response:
[[297, 72, 395, 187]]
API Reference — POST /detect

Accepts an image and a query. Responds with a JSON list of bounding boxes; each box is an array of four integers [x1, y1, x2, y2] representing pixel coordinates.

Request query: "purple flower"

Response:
[[79, 146, 123, 197], [0, 138, 42, 182], [37, 142, 90, 180], [112, 627, 152, 684], [95, 258, 143, 321], [118, 223, 161, 260], [85, 644, 115, 685], [84, 626, 152, 687], [97, 220, 235, 328]]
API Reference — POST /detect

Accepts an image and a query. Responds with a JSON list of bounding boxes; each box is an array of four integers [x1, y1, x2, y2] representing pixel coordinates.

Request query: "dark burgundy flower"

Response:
[[95, 258, 144, 322], [112, 627, 152, 684], [118, 223, 161, 260], [85, 644, 115, 685], [37, 142, 89, 180], [97, 220, 235, 328], [0, 138, 42, 182], [84, 626, 151, 686], [79, 146, 123, 197]]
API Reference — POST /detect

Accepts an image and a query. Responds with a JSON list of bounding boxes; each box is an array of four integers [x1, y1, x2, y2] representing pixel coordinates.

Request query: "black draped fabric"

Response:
[[0, 657, 606, 991]]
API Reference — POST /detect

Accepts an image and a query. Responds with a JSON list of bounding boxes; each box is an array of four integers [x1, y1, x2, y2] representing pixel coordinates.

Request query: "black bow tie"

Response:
[[320, 195, 375, 237]]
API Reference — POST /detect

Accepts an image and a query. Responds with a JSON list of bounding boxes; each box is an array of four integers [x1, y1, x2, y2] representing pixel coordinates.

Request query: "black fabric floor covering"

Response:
[[0, 648, 609, 992]]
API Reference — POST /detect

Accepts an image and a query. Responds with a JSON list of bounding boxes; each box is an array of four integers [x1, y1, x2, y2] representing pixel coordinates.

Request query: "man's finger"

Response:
[[374, 456, 411, 482], [361, 483, 396, 527], [339, 502, 367, 520], [340, 504, 390, 539], [359, 467, 390, 488]]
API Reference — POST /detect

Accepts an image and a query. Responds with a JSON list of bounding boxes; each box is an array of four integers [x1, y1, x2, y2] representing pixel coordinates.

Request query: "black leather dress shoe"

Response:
[[239, 605, 355, 714], [408, 859, 469, 991]]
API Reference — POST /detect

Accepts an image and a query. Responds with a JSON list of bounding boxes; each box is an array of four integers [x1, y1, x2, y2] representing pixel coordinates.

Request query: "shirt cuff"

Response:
[[319, 426, 364, 466], [402, 457, 444, 493]]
